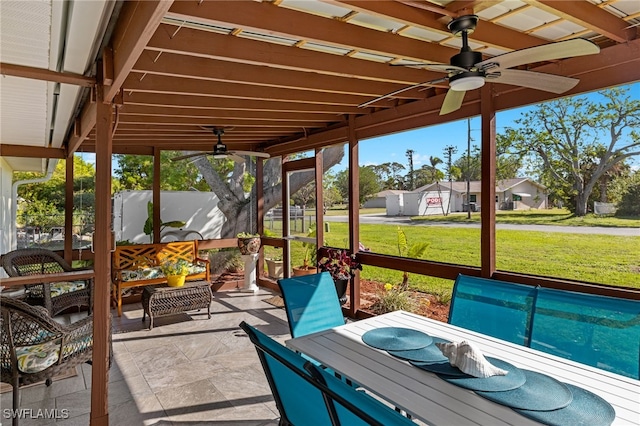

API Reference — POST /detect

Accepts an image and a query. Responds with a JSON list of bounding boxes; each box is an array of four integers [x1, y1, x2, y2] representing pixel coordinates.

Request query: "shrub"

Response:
[[370, 283, 417, 314]]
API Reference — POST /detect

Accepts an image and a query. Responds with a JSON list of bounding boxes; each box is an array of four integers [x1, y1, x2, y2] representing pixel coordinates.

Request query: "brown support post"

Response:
[[153, 147, 161, 243], [256, 158, 265, 280], [64, 156, 74, 263], [91, 59, 112, 426], [480, 84, 496, 278], [281, 158, 290, 278], [315, 148, 324, 249], [347, 115, 360, 315]]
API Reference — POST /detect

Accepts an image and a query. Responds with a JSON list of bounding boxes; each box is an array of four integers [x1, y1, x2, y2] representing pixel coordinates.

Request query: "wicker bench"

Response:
[[141, 281, 213, 330]]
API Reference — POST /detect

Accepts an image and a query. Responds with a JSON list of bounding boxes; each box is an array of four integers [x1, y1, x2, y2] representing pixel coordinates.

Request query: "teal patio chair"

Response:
[[448, 274, 537, 345], [240, 321, 332, 426], [277, 272, 356, 385], [277, 272, 345, 338], [240, 321, 416, 426], [530, 287, 640, 379]]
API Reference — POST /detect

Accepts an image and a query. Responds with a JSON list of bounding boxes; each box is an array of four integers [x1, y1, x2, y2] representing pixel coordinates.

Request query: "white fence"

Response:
[[594, 202, 617, 215]]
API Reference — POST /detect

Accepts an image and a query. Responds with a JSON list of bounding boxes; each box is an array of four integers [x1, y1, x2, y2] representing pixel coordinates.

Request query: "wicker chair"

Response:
[[0, 297, 105, 425], [1, 248, 92, 316]]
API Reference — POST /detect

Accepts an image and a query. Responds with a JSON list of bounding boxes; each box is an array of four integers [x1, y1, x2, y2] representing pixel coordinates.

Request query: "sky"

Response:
[[345, 82, 640, 174]]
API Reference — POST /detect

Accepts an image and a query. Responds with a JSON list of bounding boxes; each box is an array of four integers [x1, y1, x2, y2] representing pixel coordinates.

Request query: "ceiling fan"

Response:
[[360, 15, 600, 115], [171, 126, 270, 163]]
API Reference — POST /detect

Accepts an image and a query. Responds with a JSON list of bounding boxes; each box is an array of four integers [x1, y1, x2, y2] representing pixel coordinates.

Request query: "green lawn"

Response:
[[263, 207, 640, 297], [272, 222, 640, 296]]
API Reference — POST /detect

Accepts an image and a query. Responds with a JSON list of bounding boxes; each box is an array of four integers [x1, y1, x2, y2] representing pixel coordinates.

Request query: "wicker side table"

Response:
[[142, 281, 213, 330]]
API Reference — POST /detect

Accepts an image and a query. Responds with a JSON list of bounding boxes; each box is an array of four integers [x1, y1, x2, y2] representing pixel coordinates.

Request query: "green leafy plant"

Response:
[[397, 226, 429, 288], [370, 283, 417, 314], [160, 259, 190, 276], [237, 232, 260, 238], [143, 202, 185, 242], [300, 224, 317, 269]]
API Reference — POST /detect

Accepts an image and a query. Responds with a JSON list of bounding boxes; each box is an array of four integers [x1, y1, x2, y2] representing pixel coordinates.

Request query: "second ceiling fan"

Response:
[[171, 127, 270, 163], [361, 15, 600, 115]]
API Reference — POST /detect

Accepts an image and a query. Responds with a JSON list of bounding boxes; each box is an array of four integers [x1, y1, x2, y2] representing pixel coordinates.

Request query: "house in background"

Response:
[[363, 189, 408, 209], [387, 178, 548, 216]]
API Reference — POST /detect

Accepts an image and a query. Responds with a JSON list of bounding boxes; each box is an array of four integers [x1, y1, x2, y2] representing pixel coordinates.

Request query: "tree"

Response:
[[113, 151, 217, 191], [334, 165, 382, 207], [405, 149, 415, 190], [15, 156, 96, 231], [426, 156, 447, 216], [506, 87, 640, 216], [189, 145, 346, 237], [370, 162, 406, 189], [610, 170, 640, 216]]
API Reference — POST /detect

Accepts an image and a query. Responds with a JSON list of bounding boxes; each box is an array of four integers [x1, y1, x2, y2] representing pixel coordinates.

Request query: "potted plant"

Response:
[[160, 259, 190, 287], [292, 225, 318, 276], [237, 232, 261, 255], [265, 252, 284, 279], [317, 248, 362, 304]]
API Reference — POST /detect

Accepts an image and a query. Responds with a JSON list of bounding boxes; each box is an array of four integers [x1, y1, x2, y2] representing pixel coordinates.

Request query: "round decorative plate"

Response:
[[433, 357, 527, 392], [476, 370, 573, 410], [388, 337, 451, 363], [361, 327, 432, 351], [514, 383, 615, 426]]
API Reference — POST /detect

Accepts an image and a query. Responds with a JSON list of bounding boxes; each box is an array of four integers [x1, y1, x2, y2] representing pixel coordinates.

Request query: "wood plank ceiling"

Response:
[[80, 0, 640, 157]]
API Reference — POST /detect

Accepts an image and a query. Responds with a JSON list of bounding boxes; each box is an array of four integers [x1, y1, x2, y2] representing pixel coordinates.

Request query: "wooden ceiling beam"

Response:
[[133, 51, 416, 98], [393, 0, 457, 18], [105, 0, 174, 101], [117, 114, 339, 129], [123, 92, 365, 114], [123, 73, 384, 106], [333, 0, 546, 51], [0, 63, 95, 86], [103, 124, 301, 133], [67, 1, 172, 154], [119, 105, 339, 122], [0, 144, 66, 158], [525, 0, 635, 43], [147, 25, 438, 85], [167, 1, 457, 64]]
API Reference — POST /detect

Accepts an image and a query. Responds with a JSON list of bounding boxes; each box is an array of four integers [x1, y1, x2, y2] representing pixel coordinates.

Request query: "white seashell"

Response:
[[435, 341, 508, 378]]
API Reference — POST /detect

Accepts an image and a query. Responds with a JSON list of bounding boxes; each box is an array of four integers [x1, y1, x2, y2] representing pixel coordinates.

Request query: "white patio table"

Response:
[[286, 310, 639, 426]]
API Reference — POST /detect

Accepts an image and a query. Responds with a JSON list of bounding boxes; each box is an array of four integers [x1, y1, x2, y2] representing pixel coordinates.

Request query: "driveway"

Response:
[[325, 214, 640, 236]]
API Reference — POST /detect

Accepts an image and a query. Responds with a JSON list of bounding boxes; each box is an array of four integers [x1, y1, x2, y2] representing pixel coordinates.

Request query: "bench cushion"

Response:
[[25, 281, 88, 298]]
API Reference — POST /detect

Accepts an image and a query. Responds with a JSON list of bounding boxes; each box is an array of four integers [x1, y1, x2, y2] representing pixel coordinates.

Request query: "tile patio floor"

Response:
[[1, 288, 291, 425]]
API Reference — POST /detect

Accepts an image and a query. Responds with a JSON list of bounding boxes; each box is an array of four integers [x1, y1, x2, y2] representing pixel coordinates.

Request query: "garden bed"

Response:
[[356, 279, 450, 323]]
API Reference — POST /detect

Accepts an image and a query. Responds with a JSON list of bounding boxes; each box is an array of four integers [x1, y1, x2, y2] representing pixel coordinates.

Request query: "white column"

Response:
[[241, 253, 259, 292]]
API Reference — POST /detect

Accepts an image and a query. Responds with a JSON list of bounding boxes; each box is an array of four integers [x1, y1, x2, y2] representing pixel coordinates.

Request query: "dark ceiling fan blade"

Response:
[[358, 77, 448, 108], [439, 89, 465, 115], [476, 39, 600, 71], [232, 150, 270, 158], [490, 69, 579, 94], [171, 152, 212, 162]]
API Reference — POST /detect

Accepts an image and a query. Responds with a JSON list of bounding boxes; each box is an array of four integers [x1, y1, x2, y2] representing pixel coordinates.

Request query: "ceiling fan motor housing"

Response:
[[451, 50, 483, 69]]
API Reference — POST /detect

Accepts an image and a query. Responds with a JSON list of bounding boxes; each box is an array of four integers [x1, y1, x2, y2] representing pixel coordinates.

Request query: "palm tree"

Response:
[[428, 156, 447, 216]]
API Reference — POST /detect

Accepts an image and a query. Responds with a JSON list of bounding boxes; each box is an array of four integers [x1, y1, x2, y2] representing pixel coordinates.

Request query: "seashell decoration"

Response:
[[435, 341, 509, 378]]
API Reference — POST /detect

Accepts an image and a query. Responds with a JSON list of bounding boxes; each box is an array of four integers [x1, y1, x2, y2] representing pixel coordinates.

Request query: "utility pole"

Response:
[[467, 118, 472, 219], [443, 145, 457, 215]]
